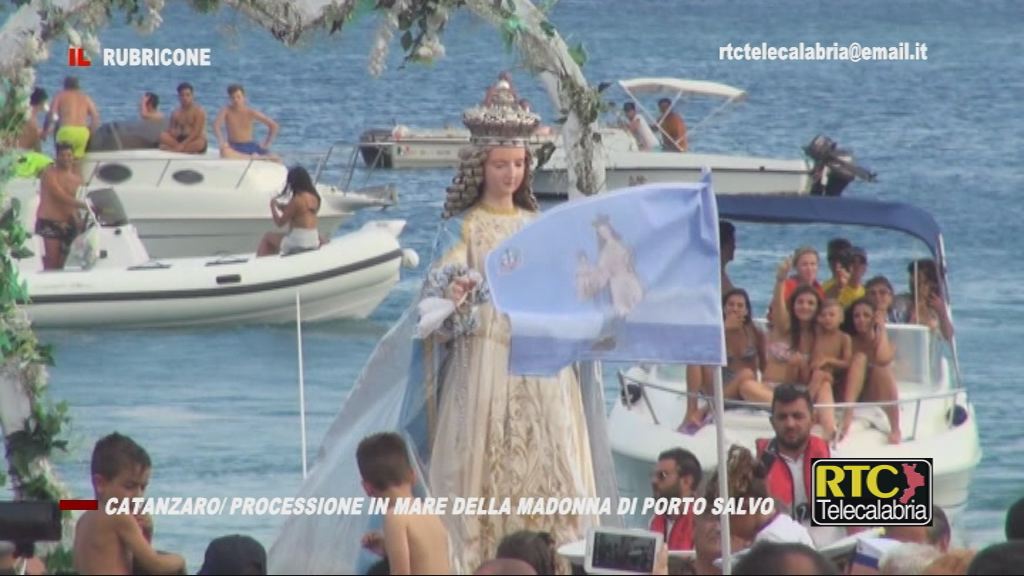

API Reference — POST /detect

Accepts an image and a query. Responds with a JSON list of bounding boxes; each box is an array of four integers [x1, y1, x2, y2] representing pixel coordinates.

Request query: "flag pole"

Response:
[[296, 291, 308, 480], [713, 367, 733, 574]]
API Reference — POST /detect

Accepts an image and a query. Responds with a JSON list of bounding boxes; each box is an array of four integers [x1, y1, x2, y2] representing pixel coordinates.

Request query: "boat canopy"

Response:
[[618, 78, 747, 101], [715, 195, 945, 269]]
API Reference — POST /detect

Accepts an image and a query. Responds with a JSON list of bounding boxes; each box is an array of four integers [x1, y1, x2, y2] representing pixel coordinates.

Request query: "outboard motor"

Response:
[[804, 135, 877, 197]]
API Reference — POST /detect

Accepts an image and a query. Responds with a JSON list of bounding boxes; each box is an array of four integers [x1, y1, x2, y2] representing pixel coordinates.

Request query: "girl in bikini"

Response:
[[739, 258, 837, 440], [841, 298, 902, 444], [680, 288, 765, 432]]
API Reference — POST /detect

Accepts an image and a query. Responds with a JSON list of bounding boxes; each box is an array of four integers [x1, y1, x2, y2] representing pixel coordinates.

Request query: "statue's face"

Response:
[[482, 146, 527, 199]]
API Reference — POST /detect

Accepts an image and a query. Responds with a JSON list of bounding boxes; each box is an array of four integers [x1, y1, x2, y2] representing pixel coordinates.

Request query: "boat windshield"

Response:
[[86, 188, 130, 227]]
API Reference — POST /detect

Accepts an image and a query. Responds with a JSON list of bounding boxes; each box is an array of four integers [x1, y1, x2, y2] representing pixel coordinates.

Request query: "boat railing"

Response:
[[617, 370, 968, 443], [81, 155, 264, 191], [312, 140, 392, 191]]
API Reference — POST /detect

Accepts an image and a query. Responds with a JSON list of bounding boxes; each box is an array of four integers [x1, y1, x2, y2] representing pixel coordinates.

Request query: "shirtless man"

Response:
[[45, 76, 100, 161], [35, 143, 89, 270], [657, 98, 687, 152], [159, 82, 208, 154], [214, 84, 279, 160]]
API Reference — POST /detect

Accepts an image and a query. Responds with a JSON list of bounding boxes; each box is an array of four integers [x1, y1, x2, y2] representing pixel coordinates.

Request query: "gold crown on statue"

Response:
[[463, 80, 540, 146]]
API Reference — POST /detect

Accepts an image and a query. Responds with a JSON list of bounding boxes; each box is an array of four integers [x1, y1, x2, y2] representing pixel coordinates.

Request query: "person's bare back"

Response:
[[72, 511, 132, 575], [383, 512, 451, 575], [73, 510, 185, 575], [52, 88, 99, 129]]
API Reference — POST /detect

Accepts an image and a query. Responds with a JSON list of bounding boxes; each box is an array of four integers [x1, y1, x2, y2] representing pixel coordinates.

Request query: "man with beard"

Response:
[[754, 384, 830, 528], [649, 448, 702, 551]]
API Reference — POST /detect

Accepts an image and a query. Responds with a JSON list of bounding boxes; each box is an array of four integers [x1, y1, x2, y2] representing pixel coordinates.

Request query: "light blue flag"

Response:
[[486, 177, 726, 376]]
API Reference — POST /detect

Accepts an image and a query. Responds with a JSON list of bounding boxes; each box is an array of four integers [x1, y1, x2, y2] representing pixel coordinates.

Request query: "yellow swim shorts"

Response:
[[55, 125, 91, 158]]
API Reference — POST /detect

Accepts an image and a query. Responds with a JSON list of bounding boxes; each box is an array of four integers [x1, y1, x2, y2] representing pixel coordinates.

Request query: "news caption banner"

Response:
[[68, 47, 212, 67], [59, 496, 776, 517]]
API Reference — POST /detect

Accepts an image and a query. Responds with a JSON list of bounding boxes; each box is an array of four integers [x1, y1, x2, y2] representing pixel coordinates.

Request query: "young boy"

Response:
[[357, 432, 451, 576], [72, 433, 185, 575], [810, 300, 853, 441]]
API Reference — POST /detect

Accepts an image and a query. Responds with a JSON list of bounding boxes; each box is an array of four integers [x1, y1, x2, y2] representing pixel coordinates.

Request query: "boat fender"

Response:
[[947, 404, 968, 427], [402, 249, 420, 269]]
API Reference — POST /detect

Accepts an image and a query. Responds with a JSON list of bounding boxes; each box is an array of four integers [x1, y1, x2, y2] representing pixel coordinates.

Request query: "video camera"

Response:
[[0, 501, 61, 542]]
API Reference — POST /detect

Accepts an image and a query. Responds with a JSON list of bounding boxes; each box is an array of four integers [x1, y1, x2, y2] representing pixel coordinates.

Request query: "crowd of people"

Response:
[[13, 76, 281, 167], [2, 427, 1019, 574], [10, 76, 320, 269], [681, 222, 957, 446]]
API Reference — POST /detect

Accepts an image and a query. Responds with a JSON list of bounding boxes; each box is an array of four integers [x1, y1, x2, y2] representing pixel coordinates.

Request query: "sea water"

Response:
[[10, 0, 1023, 569]]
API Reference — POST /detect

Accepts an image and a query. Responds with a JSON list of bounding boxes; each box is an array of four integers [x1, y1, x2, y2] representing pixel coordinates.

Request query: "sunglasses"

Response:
[[651, 470, 675, 481]]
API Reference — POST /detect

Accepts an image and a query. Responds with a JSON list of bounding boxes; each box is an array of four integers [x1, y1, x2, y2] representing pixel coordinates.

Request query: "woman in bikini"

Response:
[[256, 166, 322, 257], [840, 298, 902, 444], [739, 258, 836, 438], [680, 288, 766, 432]]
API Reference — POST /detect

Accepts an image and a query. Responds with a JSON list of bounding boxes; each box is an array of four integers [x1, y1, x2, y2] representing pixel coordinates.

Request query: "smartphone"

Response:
[[584, 527, 664, 576]]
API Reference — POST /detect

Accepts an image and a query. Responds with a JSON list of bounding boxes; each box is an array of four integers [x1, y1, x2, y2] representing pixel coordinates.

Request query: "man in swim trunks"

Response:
[[45, 77, 100, 163], [36, 143, 91, 270], [159, 82, 208, 154], [214, 84, 280, 161]]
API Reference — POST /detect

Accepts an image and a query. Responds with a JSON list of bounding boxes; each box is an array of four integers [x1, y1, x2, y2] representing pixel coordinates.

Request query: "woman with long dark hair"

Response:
[[257, 165, 322, 257]]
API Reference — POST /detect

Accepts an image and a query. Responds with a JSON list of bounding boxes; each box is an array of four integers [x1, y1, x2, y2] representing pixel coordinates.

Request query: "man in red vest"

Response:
[[755, 384, 831, 527], [649, 448, 702, 550]]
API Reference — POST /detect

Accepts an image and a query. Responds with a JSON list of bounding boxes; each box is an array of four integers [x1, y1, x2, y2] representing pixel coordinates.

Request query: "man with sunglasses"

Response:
[[649, 448, 702, 551]]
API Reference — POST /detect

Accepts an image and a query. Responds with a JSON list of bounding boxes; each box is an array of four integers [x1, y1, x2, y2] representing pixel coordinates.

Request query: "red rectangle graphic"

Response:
[[60, 499, 99, 511]]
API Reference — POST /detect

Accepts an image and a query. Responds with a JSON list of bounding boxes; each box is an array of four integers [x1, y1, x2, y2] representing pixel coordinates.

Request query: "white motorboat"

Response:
[[531, 78, 875, 199], [358, 124, 479, 169], [608, 195, 981, 518], [357, 78, 874, 199], [9, 189, 419, 329], [8, 145, 398, 259]]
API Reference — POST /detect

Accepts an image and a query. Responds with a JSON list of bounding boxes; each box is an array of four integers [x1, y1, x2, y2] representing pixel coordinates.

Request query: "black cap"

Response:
[[197, 535, 266, 575]]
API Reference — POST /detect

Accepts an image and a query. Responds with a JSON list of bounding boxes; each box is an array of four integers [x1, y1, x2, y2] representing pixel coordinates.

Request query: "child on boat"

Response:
[[72, 432, 185, 575], [357, 432, 451, 575]]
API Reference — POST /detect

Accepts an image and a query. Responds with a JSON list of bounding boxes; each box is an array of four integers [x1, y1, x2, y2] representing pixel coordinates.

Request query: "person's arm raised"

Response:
[[771, 258, 793, 334]]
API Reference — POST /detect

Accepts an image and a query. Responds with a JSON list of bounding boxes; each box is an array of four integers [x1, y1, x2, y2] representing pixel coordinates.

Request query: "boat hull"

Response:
[[533, 152, 812, 198], [20, 226, 406, 329]]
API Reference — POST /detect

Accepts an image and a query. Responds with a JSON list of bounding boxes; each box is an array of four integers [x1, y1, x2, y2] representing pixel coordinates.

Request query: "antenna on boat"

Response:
[[296, 291, 309, 479]]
